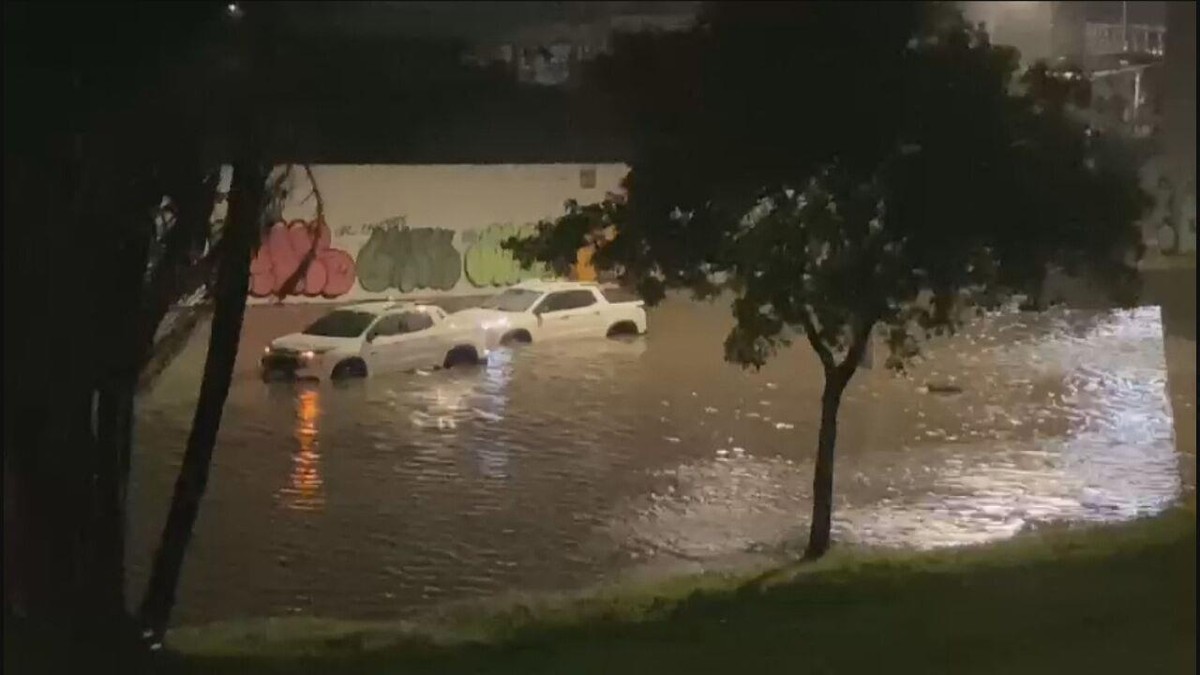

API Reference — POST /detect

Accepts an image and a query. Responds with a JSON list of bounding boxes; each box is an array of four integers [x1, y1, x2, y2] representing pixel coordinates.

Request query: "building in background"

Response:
[[961, 1, 1056, 66], [959, 1, 1163, 136], [462, 2, 699, 86], [1086, 19, 1165, 56], [1156, 0, 1197, 257], [1077, 3, 1167, 139], [959, 2, 1166, 141], [962, 2, 1191, 259], [248, 1, 1192, 290]]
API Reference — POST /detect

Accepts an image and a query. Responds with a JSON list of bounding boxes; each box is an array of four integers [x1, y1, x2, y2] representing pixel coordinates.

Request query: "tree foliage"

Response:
[[515, 1, 1148, 368], [508, 1, 1150, 557]]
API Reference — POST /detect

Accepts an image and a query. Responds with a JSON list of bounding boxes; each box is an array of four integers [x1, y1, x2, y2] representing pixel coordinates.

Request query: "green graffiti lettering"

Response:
[[354, 225, 462, 293], [464, 223, 547, 287]]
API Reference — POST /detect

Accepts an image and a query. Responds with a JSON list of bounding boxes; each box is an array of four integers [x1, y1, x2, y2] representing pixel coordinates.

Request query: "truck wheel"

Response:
[[331, 358, 368, 380], [499, 330, 532, 346], [443, 346, 480, 369], [606, 321, 640, 338]]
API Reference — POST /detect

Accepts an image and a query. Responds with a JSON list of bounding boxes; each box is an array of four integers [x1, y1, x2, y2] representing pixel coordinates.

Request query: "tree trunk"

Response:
[[805, 369, 848, 560], [137, 161, 266, 646], [88, 188, 158, 666]]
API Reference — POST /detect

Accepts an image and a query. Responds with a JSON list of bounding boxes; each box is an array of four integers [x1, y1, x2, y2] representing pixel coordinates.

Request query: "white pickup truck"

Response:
[[261, 301, 489, 381], [453, 280, 647, 348]]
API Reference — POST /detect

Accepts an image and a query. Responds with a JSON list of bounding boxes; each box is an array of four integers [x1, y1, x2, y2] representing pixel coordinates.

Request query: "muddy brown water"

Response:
[[129, 285, 1196, 626]]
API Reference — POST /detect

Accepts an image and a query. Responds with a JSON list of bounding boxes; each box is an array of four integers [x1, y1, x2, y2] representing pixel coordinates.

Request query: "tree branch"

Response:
[[273, 164, 326, 299], [798, 305, 836, 372], [136, 170, 220, 378], [301, 163, 325, 225], [836, 315, 875, 379], [138, 160, 267, 645]]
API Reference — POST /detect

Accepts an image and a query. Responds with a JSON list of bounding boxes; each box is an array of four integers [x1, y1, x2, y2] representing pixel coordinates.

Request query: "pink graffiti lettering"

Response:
[[250, 219, 357, 299]]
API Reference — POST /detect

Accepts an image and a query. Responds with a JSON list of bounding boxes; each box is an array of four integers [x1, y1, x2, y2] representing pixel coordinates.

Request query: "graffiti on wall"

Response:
[[234, 164, 633, 301], [460, 222, 616, 286], [334, 215, 408, 238], [355, 227, 462, 293], [463, 223, 549, 287], [250, 220, 358, 298]]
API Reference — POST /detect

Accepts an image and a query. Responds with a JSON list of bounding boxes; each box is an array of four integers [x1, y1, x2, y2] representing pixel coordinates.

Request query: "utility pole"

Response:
[[1122, 0, 1129, 52]]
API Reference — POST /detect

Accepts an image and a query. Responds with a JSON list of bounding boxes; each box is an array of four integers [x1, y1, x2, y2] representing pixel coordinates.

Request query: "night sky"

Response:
[[275, 2, 1166, 40], [276, 1, 703, 39]]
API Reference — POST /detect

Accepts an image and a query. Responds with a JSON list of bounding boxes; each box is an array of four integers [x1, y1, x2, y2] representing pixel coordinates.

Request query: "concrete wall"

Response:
[[242, 163, 627, 304]]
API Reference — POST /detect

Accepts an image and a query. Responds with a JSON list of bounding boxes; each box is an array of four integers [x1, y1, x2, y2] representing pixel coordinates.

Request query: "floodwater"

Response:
[[128, 293, 1195, 626]]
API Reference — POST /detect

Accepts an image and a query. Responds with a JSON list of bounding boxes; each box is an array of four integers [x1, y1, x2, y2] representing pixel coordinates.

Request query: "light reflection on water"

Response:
[[129, 303, 1191, 624], [277, 387, 324, 513], [621, 307, 1180, 558]]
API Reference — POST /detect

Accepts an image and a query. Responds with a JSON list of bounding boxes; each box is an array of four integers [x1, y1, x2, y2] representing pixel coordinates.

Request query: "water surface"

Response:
[[129, 300, 1190, 625]]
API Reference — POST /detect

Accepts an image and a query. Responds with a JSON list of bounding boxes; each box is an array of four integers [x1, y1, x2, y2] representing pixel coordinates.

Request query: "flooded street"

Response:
[[129, 291, 1195, 626]]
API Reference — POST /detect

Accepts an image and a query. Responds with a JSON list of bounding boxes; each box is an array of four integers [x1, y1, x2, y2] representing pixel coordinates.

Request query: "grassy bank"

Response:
[[167, 511, 1196, 674]]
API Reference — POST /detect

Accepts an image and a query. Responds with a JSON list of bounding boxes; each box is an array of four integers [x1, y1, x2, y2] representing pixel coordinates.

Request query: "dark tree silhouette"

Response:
[[510, 2, 1149, 559], [3, 3, 276, 670], [138, 160, 268, 646], [5, 2, 551, 667], [6, 3, 602, 668]]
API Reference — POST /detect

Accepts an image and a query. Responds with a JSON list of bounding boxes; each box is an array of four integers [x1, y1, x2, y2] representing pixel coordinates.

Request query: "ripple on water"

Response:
[[128, 305, 1188, 624]]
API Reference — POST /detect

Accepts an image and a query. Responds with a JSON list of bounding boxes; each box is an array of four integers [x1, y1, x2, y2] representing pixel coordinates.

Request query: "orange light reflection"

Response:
[[278, 386, 325, 512]]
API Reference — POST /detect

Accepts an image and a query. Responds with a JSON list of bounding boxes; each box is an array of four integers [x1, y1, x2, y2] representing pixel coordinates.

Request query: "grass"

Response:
[[165, 510, 1196, 674]]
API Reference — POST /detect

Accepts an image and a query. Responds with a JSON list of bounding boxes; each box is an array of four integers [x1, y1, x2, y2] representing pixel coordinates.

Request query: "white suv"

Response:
[[261, 302, 489, 381]]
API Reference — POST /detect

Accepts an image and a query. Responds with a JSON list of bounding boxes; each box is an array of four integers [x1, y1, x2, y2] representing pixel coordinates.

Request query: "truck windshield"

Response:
[[302, 310, 376, 337], [479, 288, 541, 312]]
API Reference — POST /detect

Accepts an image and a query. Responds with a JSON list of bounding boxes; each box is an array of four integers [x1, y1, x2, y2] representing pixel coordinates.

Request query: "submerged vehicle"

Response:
[[261, 301, 488, 381], [453, 281, 648, 348]]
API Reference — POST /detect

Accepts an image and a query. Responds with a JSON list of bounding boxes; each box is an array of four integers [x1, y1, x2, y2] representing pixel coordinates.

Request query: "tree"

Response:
[[137, 160, 269, 646], [3, 3, 279, 670], [7, 2, 536, 667], [510, 2, 1148, 559]]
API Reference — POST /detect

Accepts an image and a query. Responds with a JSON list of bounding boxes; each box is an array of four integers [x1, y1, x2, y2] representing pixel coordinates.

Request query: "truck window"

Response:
[[601, 287, 640, 304], [398, 311, 434, 333], [480, 288, 541, 312], [538, 290, 596, 313], [303, 310, 376, 338], [368, 314, 404, 339]]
